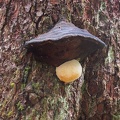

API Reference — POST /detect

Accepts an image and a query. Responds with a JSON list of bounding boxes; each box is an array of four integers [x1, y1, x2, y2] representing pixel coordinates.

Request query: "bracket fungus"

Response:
[[25, 20, 106, 83], [25, 20, 106, 66]]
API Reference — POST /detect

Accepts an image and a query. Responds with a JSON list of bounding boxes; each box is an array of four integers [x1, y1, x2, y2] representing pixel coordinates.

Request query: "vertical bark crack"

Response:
[[35, 0, 48, 35], [0, 0, 12, 42]]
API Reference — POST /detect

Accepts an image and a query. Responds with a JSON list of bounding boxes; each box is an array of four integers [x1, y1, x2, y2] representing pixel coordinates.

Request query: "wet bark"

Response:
[[0, 0, 120, 120]]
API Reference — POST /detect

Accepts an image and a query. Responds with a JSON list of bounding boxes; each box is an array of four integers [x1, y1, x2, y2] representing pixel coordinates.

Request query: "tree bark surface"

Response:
[[0, 0, 120, 120]]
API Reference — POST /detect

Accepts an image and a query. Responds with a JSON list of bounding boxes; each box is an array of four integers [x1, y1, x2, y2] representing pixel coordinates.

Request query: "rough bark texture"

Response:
[[0, 0, 120, 120]]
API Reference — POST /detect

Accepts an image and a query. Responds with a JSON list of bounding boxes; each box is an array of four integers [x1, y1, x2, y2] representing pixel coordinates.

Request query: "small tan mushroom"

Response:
[[56, 59, 82, 83]]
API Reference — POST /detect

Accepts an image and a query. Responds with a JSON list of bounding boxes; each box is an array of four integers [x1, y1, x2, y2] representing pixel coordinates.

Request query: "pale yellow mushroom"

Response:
[[56, 59, 82, 83]]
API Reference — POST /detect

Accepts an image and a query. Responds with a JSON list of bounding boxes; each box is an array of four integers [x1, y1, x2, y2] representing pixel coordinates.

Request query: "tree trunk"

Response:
[[0, 0, 119, 120]]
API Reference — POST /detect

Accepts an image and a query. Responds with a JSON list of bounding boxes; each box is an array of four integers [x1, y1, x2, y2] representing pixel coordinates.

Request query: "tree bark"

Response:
[[0, 0, 120, 120]]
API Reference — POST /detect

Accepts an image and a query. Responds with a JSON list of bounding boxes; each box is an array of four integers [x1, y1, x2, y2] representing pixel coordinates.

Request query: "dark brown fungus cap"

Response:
[[25, 20, 106, 66]]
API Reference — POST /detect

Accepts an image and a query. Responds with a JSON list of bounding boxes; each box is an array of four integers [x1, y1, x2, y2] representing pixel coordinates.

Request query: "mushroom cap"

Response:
[[56, 59, 82, 83], [25, 20, 106, 66]]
